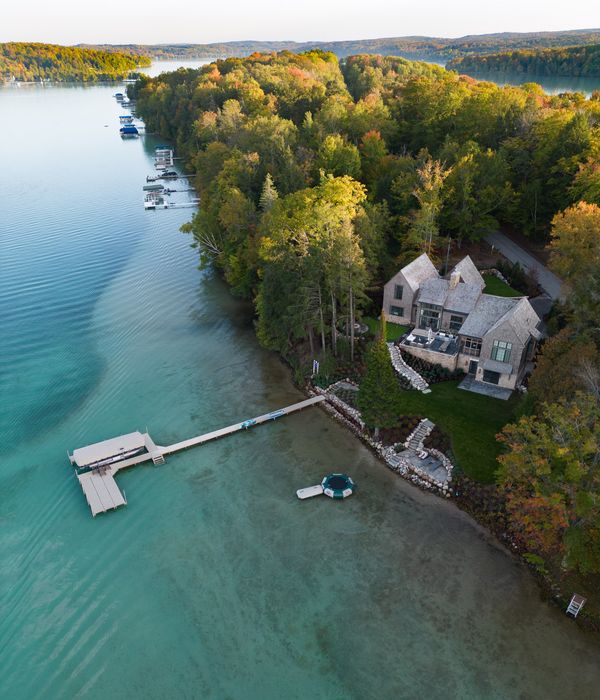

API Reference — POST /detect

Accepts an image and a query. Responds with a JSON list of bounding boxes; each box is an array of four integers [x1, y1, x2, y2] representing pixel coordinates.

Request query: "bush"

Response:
[[495, 259, 540, 297], [401, 352, 465, 384]]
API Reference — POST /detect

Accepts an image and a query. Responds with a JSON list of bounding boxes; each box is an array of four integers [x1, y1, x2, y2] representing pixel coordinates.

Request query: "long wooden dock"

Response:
[[71, 396, 324, 517]]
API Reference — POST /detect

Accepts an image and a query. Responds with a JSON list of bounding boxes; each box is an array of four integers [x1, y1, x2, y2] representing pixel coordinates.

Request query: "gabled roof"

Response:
[[450, 256, 485, 289], [398, 253, 438, 289], [457, 296, 522, 338], [418, 277, 482, 314], [458, 295, 540, 341], [486, 297, 540, 344]]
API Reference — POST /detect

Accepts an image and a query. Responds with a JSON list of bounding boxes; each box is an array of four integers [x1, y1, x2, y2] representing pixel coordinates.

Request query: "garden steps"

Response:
[[387, 343, 430, 393]]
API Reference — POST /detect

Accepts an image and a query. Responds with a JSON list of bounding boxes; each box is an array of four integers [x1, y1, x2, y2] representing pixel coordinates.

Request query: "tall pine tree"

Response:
[[358, 317, 400, 439]]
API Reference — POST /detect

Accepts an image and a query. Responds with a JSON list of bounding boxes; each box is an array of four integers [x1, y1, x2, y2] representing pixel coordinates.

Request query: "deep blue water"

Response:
[[1, 75, 600, 699]]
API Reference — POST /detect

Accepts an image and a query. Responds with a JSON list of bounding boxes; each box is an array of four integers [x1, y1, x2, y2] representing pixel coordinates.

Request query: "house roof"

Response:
[[457, 296, 521, 338], [458, 295, 540, 340], [450, 255, 485, 289], [487, 297, 541, 344], [398, 253, 438, 290], [418, 277, 482, 314]]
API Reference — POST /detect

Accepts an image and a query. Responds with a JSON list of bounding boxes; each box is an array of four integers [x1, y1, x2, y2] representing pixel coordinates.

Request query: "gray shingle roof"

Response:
[[399, 253, 438, 289], [418, 277, 482, 314], [457, 296, 521, 338], [450, 255, 485, 289], [487, 297, 541, 344]]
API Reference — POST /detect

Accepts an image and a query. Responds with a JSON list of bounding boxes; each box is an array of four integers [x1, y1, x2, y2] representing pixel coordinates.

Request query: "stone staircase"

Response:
[[404, 418, 435, 452], [387, 343, 431, 393]]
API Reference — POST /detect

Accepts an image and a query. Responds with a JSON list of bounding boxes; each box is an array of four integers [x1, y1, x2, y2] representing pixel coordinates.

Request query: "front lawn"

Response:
[[363, 316, 408, 342], [394, 380, 518, 483], [482, 273, 522, 298]]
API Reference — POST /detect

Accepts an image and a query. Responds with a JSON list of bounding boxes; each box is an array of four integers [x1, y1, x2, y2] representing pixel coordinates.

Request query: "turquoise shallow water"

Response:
[[1, 79, 600, 700]]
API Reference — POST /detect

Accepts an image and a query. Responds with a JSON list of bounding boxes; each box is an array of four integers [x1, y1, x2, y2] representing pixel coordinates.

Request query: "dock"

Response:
[[70, 396, 324, 517]]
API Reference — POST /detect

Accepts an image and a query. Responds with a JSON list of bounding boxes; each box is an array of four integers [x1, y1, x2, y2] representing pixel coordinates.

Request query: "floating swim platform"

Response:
[[296, 484, 324, 500], [297, 473, 356, 500]]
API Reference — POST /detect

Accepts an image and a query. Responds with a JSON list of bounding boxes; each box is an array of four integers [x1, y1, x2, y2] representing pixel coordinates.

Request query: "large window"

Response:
[[491, 340, 512, 363], [390, 305, 404, 317], [449, 315, 464, 332], [461, 336, 481, 357], [419, 303, 440, 331], [483, 370, 500, 385], [394, 284, 403, 300]]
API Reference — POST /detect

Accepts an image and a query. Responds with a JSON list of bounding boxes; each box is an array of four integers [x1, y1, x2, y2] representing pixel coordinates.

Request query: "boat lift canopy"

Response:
[[71, 431, 146, 468]]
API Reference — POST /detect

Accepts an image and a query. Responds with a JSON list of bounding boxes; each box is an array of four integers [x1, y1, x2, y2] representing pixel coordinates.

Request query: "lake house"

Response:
[[383, 253, 542, 392]]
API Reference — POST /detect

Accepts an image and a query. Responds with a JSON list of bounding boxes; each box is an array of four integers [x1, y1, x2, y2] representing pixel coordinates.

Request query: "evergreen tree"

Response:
[[357, 330, 400, 439], [259, 173, 279, 213]]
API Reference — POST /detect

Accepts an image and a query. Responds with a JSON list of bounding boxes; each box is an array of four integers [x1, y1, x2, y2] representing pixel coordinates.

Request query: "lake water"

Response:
[[1, 70, 600, 700], [454, 70, 599, 97]]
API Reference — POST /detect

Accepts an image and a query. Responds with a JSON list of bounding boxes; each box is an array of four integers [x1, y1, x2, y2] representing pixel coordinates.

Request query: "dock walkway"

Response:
[[71, 396, 324, 516]]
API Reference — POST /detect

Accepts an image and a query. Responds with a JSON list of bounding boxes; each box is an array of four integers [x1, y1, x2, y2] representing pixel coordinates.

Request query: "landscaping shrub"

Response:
[[401, 352, 465, 384], [495, 259, 540, 297]]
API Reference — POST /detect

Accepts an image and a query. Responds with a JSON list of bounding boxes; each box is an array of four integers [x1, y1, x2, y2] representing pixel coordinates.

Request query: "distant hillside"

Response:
[[81, 29, 600, 62], [448, 43, 600, 77], [0, 43, 151, 82]]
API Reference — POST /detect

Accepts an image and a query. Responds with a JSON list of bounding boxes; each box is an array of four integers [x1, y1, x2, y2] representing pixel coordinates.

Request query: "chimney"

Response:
[[450, 271, 461, 289]]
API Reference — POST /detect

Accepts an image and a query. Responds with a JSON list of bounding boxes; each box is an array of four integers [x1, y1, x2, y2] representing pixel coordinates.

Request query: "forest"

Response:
[[134, 51, 600, 581], [83, 28, 600, 61], [448, 43, 600, 77], [0, 43, 150, 82]]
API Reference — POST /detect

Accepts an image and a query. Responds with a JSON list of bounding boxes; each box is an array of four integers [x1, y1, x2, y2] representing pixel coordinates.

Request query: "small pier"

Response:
[[70, 396, 324, 517]]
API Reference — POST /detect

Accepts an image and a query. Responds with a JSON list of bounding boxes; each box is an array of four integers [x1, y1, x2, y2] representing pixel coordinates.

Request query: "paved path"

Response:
[[485, 231, 564, 301]]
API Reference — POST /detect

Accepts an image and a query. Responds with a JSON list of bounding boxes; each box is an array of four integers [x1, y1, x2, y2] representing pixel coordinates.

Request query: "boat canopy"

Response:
[[72, 431, 146, 468]]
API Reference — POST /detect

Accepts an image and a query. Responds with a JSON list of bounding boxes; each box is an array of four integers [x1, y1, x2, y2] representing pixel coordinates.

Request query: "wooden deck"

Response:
[[72, 396, 325, 517], [77, 471, 127, 517]]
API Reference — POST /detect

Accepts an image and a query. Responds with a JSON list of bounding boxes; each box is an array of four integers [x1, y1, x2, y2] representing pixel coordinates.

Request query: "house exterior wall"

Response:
[[456, 354, 476, 373], [477, 320, 528, 390], [382, 270, 415, 325], [440, 309, 467, 332], [401, 344, 458, 370]]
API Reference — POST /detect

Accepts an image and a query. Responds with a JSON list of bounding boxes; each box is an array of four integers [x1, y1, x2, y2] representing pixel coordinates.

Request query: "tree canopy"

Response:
[[0, 43, 150, 82]]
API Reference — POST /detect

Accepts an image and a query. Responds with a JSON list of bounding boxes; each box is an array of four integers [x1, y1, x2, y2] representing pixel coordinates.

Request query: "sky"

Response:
[[2, 0, 599, 45]]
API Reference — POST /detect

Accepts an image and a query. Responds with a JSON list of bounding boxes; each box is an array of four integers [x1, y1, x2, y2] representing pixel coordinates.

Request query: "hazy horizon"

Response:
[[3, 0, 599, 45]]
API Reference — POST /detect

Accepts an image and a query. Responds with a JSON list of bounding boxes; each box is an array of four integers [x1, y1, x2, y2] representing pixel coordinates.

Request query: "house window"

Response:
[[483, 370, 501, 385], [491, 340, 512, 363], [449, 315, 464, 332], [461, 337, 482, 357], [419, 303, 440, 331], [394, 284, 404, 300], [390, 305, 404, 317]]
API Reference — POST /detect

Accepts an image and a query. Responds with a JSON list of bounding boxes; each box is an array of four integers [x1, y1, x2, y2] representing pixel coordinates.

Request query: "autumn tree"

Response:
[[548, 202, 600, 330], [399, 158, 449, 263], [528, 328, 600, 406], [497, 393, 600, 574]]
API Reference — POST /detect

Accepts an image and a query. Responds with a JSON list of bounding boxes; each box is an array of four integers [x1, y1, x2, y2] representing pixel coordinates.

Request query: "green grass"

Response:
[[363, 316, 408, 342], [395, 380, 518, 483], [482, 273, 522, 298]]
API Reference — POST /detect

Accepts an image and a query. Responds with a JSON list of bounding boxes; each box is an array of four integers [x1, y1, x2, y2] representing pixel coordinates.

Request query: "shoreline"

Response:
[[302, 376, 600, 635]]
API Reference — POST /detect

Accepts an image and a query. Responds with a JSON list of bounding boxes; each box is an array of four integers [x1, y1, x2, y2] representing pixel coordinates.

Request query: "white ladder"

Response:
[[566, 594, 586, 618], [152, 453, 165, 465]]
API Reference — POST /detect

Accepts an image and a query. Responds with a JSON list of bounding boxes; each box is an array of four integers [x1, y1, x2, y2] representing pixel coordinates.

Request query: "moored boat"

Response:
[[120, 124, 139, 137]]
